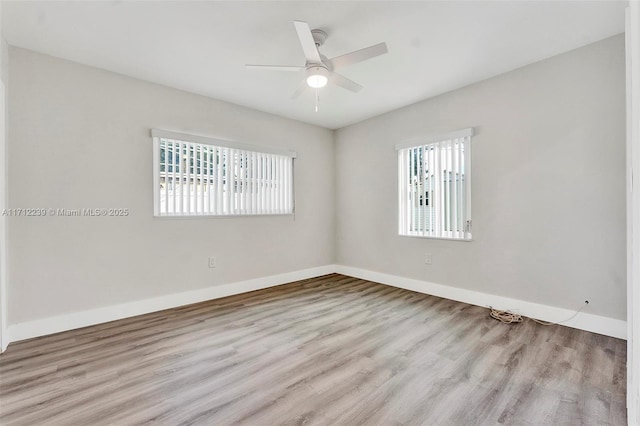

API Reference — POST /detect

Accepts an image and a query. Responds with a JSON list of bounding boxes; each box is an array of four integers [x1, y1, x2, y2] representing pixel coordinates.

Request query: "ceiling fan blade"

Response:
[[329, 42, 388, 69], [246, 65, 305, 72], [293, 20, 322, 64], [291, 78, 308, 99], [330, 72, 363, 93]]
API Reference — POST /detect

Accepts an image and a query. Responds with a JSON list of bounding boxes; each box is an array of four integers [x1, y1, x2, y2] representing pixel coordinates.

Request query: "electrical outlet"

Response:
[[424, 253, 432, 265], [208, 257, 217, 268]]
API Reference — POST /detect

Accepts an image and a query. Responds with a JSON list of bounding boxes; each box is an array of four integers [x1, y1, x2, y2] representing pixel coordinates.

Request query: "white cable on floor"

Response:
[[489, 301, 588, 326]]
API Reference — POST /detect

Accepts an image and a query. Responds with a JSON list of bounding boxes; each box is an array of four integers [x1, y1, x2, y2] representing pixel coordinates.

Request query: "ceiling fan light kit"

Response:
[[306, 66, 329, 88], [246, 20, 388, 108]]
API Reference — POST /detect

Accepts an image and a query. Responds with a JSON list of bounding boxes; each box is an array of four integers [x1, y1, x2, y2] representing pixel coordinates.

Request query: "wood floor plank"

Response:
[[0, 274, 626, 425]]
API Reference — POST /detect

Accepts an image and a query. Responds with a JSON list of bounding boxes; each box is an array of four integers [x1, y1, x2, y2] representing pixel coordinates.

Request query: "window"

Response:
[[397, 128, 473, 240], [152, 130, 296, 217]]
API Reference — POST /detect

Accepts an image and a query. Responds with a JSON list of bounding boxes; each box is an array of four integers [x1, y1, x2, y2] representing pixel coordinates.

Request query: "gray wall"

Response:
[[8, 47, 335, 324], [0, 39, 7, 83], [0, 3, 8, 346], [335, 35, 626, 320]]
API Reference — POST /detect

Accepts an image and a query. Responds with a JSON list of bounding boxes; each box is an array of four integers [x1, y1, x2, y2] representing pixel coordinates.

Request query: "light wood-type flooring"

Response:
[[0, 274, 627, 425]]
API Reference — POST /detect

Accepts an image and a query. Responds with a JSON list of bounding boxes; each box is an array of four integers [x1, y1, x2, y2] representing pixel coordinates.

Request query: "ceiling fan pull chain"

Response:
[[315, 87, 319, 112]]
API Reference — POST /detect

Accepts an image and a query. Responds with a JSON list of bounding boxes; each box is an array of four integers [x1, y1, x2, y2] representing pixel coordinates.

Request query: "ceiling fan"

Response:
[[246, 21, 388, 99]]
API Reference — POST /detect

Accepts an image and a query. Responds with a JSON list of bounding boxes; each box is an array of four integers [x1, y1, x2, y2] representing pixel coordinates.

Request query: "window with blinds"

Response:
[[152, 130, 296, 217], [396, 128, 473, 240]]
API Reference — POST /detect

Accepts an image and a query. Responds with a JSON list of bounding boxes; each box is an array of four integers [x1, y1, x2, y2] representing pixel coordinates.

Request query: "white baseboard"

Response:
[[335, 265, 627, 340], [6, 265, 337, 345], [1, 324, 7, 352], [4, 263, 626, 347]]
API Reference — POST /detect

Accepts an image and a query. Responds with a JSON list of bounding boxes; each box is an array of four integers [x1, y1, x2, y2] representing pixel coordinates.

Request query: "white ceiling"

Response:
[[2, 1, 627, 129]]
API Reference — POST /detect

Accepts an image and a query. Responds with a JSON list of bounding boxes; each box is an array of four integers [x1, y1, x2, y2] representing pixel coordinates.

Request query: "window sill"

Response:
[[398, 233, 473, 242], [154, 213, 295, 220]]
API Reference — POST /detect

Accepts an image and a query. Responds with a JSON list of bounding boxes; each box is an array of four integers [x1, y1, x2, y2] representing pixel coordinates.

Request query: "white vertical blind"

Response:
[[397, 128, 473, 240], [153, 131, 296, 217]]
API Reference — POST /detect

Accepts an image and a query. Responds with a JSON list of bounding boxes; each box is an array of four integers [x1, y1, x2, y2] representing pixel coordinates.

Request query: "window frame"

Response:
[[396, 128, 473, 241], [151, 129, 297, 218]]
